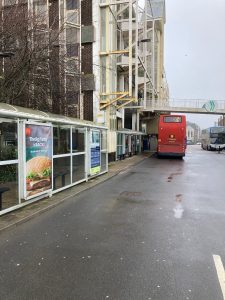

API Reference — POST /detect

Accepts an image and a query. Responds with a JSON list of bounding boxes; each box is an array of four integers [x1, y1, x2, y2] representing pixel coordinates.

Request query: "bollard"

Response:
[[218, 146, 221, 154]]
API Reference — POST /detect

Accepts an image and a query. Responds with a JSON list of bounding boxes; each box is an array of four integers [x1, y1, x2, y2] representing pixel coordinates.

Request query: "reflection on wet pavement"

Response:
[[173, 194, 184, 219], [173, 204, 184, 219]]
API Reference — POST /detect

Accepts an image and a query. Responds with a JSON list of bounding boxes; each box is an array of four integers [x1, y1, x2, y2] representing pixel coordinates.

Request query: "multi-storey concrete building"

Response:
[[218, 116, 225, 126], [0, 0, 169, 214], [187, 121, 201, 144], [0, 0, 81, 117], [1, 0, 168, 160], [91, 0, 168, 159]]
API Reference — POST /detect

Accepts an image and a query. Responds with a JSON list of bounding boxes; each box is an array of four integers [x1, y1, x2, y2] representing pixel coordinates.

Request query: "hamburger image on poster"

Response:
[[26, 156, 52, 197], [25, 124, 52, 197]]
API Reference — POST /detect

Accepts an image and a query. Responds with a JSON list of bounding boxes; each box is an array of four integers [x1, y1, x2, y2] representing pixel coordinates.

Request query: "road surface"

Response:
[[0, 145, 225, 300]]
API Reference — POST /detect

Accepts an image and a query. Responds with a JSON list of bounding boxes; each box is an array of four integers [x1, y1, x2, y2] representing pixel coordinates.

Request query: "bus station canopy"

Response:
[[0, 103, 107, 129]]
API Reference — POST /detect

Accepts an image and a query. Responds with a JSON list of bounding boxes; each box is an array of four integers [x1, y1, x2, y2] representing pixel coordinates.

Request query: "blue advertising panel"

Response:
[[90, 131, 100, 175]]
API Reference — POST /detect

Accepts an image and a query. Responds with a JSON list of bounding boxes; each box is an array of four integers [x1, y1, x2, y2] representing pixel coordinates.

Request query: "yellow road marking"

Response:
[[213, 254, 225, 299]]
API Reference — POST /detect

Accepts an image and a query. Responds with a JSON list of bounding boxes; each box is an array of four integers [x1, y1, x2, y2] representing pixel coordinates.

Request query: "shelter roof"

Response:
[[0, 103, 107, 129]]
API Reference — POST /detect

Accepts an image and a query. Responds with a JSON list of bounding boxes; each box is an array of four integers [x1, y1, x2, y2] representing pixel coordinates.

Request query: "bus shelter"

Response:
[[116, 129, 143, 160], [0, 103, 108, 215]]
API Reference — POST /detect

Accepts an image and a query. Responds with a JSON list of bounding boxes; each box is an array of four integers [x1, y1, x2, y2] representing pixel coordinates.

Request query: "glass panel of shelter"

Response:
[[117, 133, 123, 159], [0, 118, 19, 211], [53, 125, 87, 191], [72, 127, 86, 183], [0, 114, 107, 212]]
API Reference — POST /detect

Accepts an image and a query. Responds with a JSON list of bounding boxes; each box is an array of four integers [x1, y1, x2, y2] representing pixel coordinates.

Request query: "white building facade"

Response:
[[92, 0, 168, 160]]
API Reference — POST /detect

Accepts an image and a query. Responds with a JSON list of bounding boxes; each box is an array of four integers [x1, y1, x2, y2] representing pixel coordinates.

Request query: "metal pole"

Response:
[[144, 0, 147, 109], [135, 0, 140, 131], [106, 0, 110, 128], [135, 0, 139, 104], [152, 19, 155, 108], [129, 0, 133, 97], [79, 0, 83, 119]]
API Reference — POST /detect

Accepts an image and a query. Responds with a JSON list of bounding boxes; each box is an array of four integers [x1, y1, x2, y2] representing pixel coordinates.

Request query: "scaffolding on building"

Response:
[[98, 0, 168, 125]]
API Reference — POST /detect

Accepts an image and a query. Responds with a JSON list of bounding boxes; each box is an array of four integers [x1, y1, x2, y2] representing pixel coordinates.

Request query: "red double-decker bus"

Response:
[[157, 114, 186, 157]]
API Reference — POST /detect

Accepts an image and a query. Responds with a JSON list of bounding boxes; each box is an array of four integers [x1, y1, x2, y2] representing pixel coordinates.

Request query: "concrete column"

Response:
[[79, 93, 84, 120], [122, 109, 125, 128], [136, 111, 140, 131], [132, 113, 136, 131]]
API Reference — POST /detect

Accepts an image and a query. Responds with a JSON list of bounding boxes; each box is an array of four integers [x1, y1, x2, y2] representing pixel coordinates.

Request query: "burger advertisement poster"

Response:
[[25, 123, 52, 198]]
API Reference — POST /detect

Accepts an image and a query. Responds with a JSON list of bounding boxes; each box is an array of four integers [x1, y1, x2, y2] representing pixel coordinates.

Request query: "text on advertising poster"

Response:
[[25, 124, 52, 198]]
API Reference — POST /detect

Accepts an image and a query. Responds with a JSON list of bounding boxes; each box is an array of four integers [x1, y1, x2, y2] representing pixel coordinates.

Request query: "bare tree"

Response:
[[0, 0, 81, 116]]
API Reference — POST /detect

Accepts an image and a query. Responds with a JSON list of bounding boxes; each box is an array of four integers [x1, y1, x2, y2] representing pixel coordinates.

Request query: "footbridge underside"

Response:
[[140, 99, 225, 115]]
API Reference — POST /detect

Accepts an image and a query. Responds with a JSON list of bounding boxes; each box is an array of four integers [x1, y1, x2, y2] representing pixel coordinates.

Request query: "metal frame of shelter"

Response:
[[116, 128, 144, 159]]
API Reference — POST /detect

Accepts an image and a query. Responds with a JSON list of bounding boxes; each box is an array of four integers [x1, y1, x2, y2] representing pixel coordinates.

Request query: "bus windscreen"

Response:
[[163, 116, 182, 123], [210, 127, 225, 134]]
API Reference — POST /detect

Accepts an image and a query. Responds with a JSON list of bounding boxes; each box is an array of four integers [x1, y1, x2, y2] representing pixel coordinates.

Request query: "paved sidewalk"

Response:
[[0, 154, 151, 232]]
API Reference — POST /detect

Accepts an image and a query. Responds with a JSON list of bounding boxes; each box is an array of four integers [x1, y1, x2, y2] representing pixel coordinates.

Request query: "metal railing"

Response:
[[144, 99, 225, 113]]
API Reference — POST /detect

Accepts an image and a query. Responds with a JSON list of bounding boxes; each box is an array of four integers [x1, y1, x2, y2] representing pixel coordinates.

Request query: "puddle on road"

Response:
[[173, 194, 184, 219], [176, 194, 182, 200], [117, 191, 149, 203], [167, 172, 182, 182], [120, 191, 142, 198]]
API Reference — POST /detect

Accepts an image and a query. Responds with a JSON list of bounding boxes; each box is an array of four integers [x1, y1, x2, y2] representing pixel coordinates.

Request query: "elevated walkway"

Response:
[[141, 99, 225, 115]]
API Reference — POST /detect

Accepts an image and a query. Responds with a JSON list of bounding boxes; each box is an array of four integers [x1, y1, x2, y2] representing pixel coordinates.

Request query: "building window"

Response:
[[66, 91, 79, 105], [67, 43, 79, 57], [66, 0, 79, 10], [66, 27, 79, 43]]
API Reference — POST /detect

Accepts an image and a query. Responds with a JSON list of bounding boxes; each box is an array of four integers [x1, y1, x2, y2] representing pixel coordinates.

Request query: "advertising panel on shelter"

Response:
[[90, 130, 100, 176], [25, 123, 52, 198]]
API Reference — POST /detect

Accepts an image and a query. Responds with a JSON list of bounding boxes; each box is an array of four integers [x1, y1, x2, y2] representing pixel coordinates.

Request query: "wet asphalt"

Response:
[[0, 145, 225, 300]]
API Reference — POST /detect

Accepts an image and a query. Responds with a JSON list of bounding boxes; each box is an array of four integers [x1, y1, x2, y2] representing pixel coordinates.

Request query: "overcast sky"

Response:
[[164, 0, 225, 129]]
